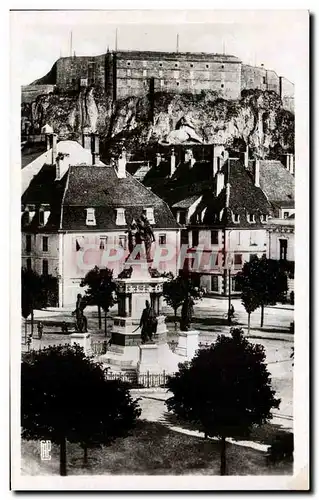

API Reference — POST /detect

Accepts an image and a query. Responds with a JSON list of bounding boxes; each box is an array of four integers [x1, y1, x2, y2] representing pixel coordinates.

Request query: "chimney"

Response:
[[156, 153, 161, 167], [45, 134, 51, 151], [170, 148, 176, 177], [56, 155, 61, 180], [117, 147, 127, 178], [216, 172, 225, 196], [91, 133, 100, 165], [254, 159, 260, 187], [244, 144, 249, 169], [82, 132, 91, 150], [52, 133, 57, 165], [225, 182, 230, 208]]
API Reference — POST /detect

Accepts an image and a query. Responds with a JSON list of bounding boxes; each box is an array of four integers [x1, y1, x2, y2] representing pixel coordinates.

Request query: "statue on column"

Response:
[[180, 293, 194, 332], [139, 214, 155, 262], [139, 300, 158, 343], [73, 293, 88, 333]]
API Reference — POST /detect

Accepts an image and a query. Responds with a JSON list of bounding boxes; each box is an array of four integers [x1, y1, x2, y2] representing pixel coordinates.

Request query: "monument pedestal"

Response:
[[70, 331, 92, 356], [175, 330, 199, 359], [137, 343, 161, 374]]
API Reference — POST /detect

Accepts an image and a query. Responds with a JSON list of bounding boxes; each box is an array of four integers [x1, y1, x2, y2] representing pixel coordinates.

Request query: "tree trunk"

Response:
[[220, 436, 227, 476], [174, 307, 178, 330], [104, 309, 107, 337], [25, 320, 27, 344], [83, 444, 88, 466], [59, 436, 67, 476], [248, 313, 251, 336], [98, 305, 102, 329], [260, 303, 265, 328]]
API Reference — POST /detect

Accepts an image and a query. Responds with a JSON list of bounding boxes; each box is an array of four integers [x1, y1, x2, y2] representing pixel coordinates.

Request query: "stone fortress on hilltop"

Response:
[[22, 49, 294, 112]]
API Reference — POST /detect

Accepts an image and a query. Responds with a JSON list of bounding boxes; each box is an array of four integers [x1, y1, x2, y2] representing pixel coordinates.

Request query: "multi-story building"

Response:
[[22, 50, 294, 112], [144, 144, 274, 295], [22, 133, 180, 307]]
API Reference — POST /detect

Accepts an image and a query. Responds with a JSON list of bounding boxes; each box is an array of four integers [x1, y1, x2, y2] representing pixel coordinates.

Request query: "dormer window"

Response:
[[233, 213, 240, 224], [260, 214, 268, 223], [247, 213, 256, 223], [115, 208, 126, 226], [86, 208, 96, 226], [144, 207, 155, 224], [39, 210, 44, 225], [99, 236, 108, 250]]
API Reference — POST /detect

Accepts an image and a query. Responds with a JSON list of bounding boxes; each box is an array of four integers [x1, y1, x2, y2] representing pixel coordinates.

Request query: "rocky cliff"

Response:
[[21, 87, 294, 160]]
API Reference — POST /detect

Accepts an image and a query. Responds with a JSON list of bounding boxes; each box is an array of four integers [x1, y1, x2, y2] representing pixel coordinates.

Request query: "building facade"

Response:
[[22, 134, 181, 307], [22, 50, 294, 111]]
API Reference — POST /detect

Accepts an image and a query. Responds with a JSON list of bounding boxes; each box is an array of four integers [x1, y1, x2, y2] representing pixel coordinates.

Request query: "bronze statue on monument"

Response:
[[126, 214, 155, 263], [139, 300, 158, 343], [73, 293, 88, 333], [180, 293, 195, 332]]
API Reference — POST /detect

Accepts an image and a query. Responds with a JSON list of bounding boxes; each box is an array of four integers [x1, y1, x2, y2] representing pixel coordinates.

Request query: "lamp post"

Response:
[[226, 229, 234, 325]]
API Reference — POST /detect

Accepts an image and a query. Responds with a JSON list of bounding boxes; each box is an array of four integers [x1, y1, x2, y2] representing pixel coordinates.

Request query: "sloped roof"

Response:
[[172, 195, 202, 209], [258, 160, 295, 204], [61, 165, 179, 230], [198, 160, 272, 227], [21, 164, 67, 232]]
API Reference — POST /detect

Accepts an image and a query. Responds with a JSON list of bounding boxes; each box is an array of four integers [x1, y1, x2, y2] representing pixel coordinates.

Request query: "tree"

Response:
[[21, 345, 141, 475], [21, 268, 44, 336], [236, 256, 288, 328], [162, 271, 203, 328], [80, 266, 117, 334], [241, 287, 260, 335], [166, 328, 280, 475]]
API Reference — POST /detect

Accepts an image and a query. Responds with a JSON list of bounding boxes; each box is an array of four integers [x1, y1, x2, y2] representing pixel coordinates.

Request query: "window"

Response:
[[127, 62, 131, 66], [175, 63, 178, 67], [42, 259, 48, 276], [237, 231, 241, 245], [99, 236, 108, 250], [127, 69, 131, 77], [250, 231, 257, 246], [159, 70, 163, 78], [247, 213, 256, 223], [283, 212, 289, 219], [42, 236, 48, 252], [119, 235, 127, 250], [232, 277, 241, 291], [143, 69, 147, 77], [39, 210, 44, 225], [221, 84, 224, 88], [144, 207, 155, 224], [142, 61, 147, 67], [160, 79, 164, 87], [159, 234, 167, 245], [86, 208, 96, 226], [181, 229, 188, 245], [263, 76, 266, 84], [179, 211, 186, 225], [190, 63, 194, 68], [26, 258, 32, 271], [177, 81, 180, 86], [233, 213, 240, 223], [211, 275, 219, 292], [26, 235, 31, 253], [221, 65, 224, 69], [159, 62, 163, 67], [115, 208, 126, 226], [192, 230, 199, 247], [261, 214, 268, 223], [211, 230, 218, 245], [206, 64, 209, 68], [234, 254, 243, 266], [249, 253, 257, 262]]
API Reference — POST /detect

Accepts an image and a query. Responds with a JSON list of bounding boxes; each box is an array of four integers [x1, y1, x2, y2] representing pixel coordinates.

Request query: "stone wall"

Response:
[[21, 84, 56, 104]]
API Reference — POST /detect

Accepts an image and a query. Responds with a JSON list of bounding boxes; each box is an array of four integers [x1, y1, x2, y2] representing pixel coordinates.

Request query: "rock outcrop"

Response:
[[21, 88, 294, 159]]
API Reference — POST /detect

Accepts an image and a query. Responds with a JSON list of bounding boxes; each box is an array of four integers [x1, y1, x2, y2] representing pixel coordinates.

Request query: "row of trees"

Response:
[[22, 329, 280, 476]]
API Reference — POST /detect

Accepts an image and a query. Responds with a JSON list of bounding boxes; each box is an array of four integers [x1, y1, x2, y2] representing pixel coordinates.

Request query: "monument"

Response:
[[69, 293, 92, 355], [100, 215, 185, 373]]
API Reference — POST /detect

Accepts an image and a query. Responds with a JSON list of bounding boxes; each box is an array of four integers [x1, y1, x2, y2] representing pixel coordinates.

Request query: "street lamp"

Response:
[[226, 229, 234, 325]]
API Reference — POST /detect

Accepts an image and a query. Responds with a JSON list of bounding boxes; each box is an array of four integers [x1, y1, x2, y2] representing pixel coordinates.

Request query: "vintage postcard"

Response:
[[10, 9, 309, 490]]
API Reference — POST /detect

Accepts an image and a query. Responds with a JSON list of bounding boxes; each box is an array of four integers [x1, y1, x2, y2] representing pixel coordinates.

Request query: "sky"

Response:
[[11, 10, 308, 86]]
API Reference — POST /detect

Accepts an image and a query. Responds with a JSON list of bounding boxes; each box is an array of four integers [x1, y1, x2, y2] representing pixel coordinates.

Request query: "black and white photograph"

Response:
[[10, 8, 309, 490]]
